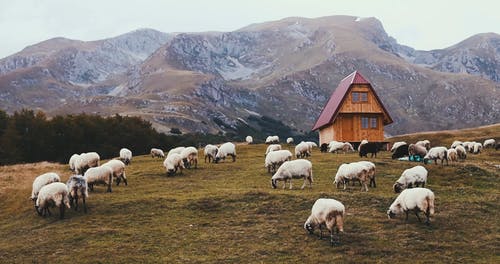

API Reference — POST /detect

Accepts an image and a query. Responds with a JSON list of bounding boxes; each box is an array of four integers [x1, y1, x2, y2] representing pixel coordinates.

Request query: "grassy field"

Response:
[[0, 126, 499, 263]]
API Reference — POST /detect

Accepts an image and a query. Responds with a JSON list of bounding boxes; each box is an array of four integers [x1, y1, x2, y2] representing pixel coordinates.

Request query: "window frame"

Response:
[[370, 117, 378, 128], [361, 117, 369, 129]]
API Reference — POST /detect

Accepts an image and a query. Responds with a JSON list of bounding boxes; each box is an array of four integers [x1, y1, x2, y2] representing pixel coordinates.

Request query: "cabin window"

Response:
[[352, 92, 368, 103], [361, 117, 369, 129], [352, 92, 359, 102], [360, 92, 368, 102], [370, 117, 378, 128]]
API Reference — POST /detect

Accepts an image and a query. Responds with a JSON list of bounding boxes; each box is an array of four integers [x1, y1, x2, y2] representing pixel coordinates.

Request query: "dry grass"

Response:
[[0, 128, 499, 263]]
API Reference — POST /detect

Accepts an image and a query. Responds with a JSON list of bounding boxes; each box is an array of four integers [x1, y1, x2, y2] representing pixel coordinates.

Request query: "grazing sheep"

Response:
[[295, 141, 311, 158], [305, 141, 318, 149], [75, 152, 100, 174], [408, 143, 428, 159], [387, 187, 435, 225], [68, 154, 80, 172], [342, 142, 354, 152], [451, 141, 463, 149], [391, 142, 407, 152], [472, 142, 482, 154], [447, 148, 458, 164], [35, 182, 71, 219], [392, 143, 409, 160], [84, 166, 114, 192], [265, 136, 280, 144], [102, 160, 127, 186], [393, 165, 428, 193], [31, 172, 61, 202], [455, 145, 467, 160], [66, 175, 88, 213], [416, 140, 431, 150], [163, 153, 185, 176], [424, 147, 448, 165], [215, 142, 236, 163], [246, 136, 253, 144], [462, 141, 474, 152], [357, 161, 376, 188], [204, 144, 218, 163], [180, 146, 198, 169], [150, 148, 165, 158], [304, 198, 345, 246], [265, 144, 282, 156], [271, 159, 313, 189], [286, 137, 294, 144], [357, 139, 368, 152], [328, 141, 345, 153], [483, 139, 496, 148], [320, 143, 328, 153], [265, 150, 292, 173], [333, 163, 369, 192], [359, 142, 381, 158], [119, 148, 132, 165], [167, 146, 185, 157]]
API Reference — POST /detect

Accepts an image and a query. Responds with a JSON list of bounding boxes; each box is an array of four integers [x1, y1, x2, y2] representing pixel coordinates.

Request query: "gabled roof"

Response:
[[311, 71, 393, 131]]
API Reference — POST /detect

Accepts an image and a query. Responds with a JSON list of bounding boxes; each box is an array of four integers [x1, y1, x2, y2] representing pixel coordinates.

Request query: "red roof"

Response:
[[311, 71, 392, 131]]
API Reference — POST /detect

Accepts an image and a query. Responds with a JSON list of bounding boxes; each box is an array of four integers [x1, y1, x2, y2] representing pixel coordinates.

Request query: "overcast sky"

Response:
[[1, 0, 499, 58]]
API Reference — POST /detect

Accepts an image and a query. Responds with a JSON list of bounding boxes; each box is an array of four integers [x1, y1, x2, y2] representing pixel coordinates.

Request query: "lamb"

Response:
[[102, 159, 127, 186], [265, 144, 282, 156], [356, 161, 376, 188], [359, 142, 381, 158], [304, 198, 345, 246], [416, 140, 431, 150], [119, 148, 132, 165], [68, 154, 80, 171], [455, 145, 467, 160], [447, 148, 458, 164], [483, 139, 496, 148], [163, 153, 185, 176], [393, 165, 428, 193], [271, 159, 313, 189], [84, 165, 114, 192], [31, 172, 61, 202], [295, 141, 311, 158], [391, 143, 409, 160], [424, 147, 448, 165], [357, 139, 368, 152], [408, 143, 427, 158], [387, 187, 435, 225], [66, 175, 88, 213], [246, 136, 253, 144], [265, 150, 292, 173], [74, 152, 100, 174], [167, 146, 185, 157], [204, 144, 218, 163], [390, 141, 407, 152], [215, 142, 236, 163], [472, 142, 482, 154], [333, 163, 369, 192], [35, 182, 71, 219], [450, 141, 463, 149], [150, 148, 165, 158], [180, 146, 198, 169], [286, 137, 294, 144]]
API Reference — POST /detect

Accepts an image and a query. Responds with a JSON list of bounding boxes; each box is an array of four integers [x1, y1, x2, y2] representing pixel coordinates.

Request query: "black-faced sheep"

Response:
[[295, 142, 311, 158], [304, 198, 345, 246], [393, 165, 428, 193], [450, 141, 463, 149], [333, 163, 369, 191], [359, 142, 381, 158], [119, 148, 132, 165], [215, 142, 236, 163], [390, 141, 407, 152], [180, 146, 198, 169], [455, 145, 467, 160], [150, 148, 165, 158], [163, 153, 185, 176], [35, 182, 71, 219], [31, 172, 61, 202], [472, 142, 482, 154], [204, 144, 218, 163], [271, 159, 313, 189], [391, 143, 409, 160], [424, 147, 448, 165], [387, 187, 435, 225], [66, 175, 88, 213]]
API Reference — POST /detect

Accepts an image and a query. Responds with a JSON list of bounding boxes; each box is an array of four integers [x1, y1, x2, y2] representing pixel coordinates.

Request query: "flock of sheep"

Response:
[[28, 135, 497, 246]]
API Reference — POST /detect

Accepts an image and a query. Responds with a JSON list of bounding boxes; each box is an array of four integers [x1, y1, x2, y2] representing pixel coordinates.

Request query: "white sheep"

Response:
[[462, 141, 474, 152], [328, 141, 345, 153], [447, 148, 458, 164], [163, 153, 185, 176], [455, 145, 467, 160], [286, 137, 294, 144], [424, 147, 448, 165], [167, 146, 185, 157], [68, 154, 80, 171], [472, 142, 482, 154], [150, 148, 165, 158], [483, 139, 496, 148], [102, 159, 127, 186], [265, 150, 292, 173], [35, 182, 71, 219], [75, 152, 100, 174], [246, 136, 253, 144], [393, 165, 428, 193], [66, 175, 89, 213], [265, 135, 279, 144], [356, 161, 376, 188], [84, 165, 114, 192], [333, 163, 369, 192], [271, 159, 313, 189], [31, 172, 61, 202], [215, 142, 236, 163], [304, 198, 345, 246], [416, 140, 431, 150], [180, 146, 198, 169], [408, 144, 428, 158], [450, 141, 463, 149], [295, 141, 311, 158], [391, 142, 407, 152], [357, 139, 368, 152], [387, 187, 435, 225], [342, 142, 354, 152], [119, 148, 132, 165], [265, 144, 282, 156], [204, 144, 218, 163]]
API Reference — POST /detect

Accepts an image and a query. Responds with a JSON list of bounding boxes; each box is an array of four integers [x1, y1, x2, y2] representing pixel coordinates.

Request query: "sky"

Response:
[[0, 0, 499, 58]]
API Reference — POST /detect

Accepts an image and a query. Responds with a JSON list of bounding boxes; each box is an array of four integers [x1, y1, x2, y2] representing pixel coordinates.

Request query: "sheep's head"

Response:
[[304, 222, 314, 234], [387, 203, 402, 218], [387, 209, 397, 219], [393, 183, 404, 193]]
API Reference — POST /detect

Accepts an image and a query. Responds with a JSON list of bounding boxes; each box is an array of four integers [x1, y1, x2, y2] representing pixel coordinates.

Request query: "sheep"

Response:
[[391, 143, 409, 160], [342, 142, 354, 152], [271, 159, 313, 189], [204, 144, 218, 163], [180, 146, 198, 169], [102, 159, 127, 186], [246, 136, 253, 144], [391, 141, 407, 152], [333, 163, 369, 192], [31, 172, 61, 202], [320, 143, 328, 153], [265, 144, 282, 156], [472, 142, 482, 154], [163, 153, 185, 176], [68, 154, 80, 171], [356, 161, 376, 188], [150, 148, 165, 158], [416, 140, 431, 150], [328, 141, 345, 153], [265, 150, 292, 173], [295, 141, 311, 158], [387, 187, 435, 225], [451, 141, 463, 149], [119, 148, 132, 165], [455, 145, 467, 160], [286, 137, 294, 144], [66, 175, 88, 213], [447, 148, 458, 164], [74, 152, 100, 174], [408, 143, 427, 159], [167, 146, 185, 157], [84, 165, 114, 192], [462, 141, 474, 152], [265, 136, 279, 144], [215, 142, 236, 163], [393, 165, 428, 193], [35, 182, 71, 219], [305, 141, 318, 149], [357, 139, 368, 152], [359, 142, 381, 158], [424, 147, 448, 165], [483, 139, 496, 148], [304, 198, 345, 246]]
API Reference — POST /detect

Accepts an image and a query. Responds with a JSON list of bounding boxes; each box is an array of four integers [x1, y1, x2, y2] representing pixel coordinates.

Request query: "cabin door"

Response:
[[342, 115, 354, 141]]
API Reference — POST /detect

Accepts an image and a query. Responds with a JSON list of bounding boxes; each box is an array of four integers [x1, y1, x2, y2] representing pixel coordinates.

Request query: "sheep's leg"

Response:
[[301, 177, 307, 189], [405, 210, 409, 221], [74, 191, 79, 211], [116, 176, 121, 186], [343, 179, 347, 190], [414, 210, 422, 222], [289, 179, 293, 190], [46, 207, 52, 217], [421, 182, 425, 188], [362, 181, 369, 192], [82, 193, 87, 214], [282, 180, 287, 190], [60, 205, 65, 219]]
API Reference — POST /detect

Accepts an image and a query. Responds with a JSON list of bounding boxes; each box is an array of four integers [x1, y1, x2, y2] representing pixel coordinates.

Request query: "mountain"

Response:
[[0, 16, 499, 136]]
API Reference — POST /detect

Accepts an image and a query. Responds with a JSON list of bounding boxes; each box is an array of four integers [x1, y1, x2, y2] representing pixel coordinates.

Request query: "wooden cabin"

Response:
[[312, 71, 393, 145]]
